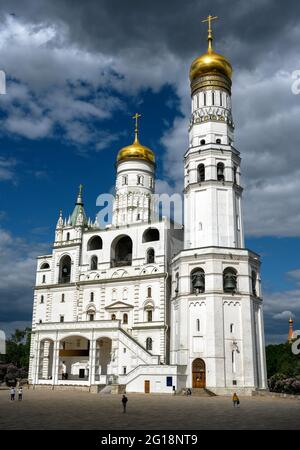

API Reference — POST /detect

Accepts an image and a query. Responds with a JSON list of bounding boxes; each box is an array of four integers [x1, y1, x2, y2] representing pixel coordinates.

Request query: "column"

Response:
[[42, 340, 50, 379], [52, 338, 60, 385], [89, 337, 96, 385]]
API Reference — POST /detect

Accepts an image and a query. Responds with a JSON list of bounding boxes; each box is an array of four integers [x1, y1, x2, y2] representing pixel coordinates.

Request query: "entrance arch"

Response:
[[59, 336, 90, 381], [192, 358, 206, 388], [38, 339, 54, 380]]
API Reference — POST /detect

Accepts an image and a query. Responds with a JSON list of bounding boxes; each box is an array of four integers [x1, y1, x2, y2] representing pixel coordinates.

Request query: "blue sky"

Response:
[[0, 0, 300, 343]]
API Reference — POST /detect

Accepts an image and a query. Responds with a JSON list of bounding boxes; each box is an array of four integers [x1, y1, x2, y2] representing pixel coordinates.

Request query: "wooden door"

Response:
[[144, 380, 150, 393], [192, 359, 206, 388]]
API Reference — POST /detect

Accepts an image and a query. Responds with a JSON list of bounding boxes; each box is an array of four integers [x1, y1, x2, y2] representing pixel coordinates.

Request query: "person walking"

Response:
[[18, 386, 23, 401], [10, 387, 16, 401], [232, 392, 240, 407], [122, 394, 128, 413]]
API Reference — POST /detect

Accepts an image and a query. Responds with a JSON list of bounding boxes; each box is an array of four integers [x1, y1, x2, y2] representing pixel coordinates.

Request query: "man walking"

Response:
[[18, 386, 23, 401], [122, 394, 128, 413], [10, 386, 16, 401]]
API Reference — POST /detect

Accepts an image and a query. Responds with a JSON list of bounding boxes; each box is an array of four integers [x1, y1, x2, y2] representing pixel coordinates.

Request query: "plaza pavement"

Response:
[[0, 389, 299, 430]]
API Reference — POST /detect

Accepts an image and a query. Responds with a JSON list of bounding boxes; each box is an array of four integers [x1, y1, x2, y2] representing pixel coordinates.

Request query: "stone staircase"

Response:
[[191, 388, 217, 397], [98, 384, 126, 395]]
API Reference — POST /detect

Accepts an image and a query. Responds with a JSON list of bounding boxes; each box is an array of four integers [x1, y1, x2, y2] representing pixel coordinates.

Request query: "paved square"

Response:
[[0, 390, 299, 430]]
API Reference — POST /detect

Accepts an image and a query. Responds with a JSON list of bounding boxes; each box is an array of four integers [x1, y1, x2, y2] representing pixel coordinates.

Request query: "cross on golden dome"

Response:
[[132, 113, 141, 142], [189, 14, 232, 83], [116, 113, 155, 164], [202, 15, 218, 51]]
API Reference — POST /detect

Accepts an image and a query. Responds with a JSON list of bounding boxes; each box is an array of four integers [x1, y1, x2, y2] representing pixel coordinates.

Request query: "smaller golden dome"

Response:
[[117, 113, 155, 164], [117, 136, 155, 164]]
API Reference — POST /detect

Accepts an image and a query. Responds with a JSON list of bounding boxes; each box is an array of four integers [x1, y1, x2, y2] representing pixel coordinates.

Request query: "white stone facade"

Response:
[[29, 33, 267, 395]]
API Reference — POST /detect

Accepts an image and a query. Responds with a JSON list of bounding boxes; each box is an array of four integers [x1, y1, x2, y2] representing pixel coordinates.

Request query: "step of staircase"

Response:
[[99, 384, 126, 395], [191, 388, 216, 397]]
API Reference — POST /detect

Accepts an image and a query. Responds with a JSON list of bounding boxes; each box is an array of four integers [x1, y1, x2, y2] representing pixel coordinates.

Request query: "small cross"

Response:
[[202, 15, 218, 50], [132, 113, 141, 133], [202, 14, 218, 33]]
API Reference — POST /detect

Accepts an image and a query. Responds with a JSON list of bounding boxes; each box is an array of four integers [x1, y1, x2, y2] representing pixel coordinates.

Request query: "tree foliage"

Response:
[[1, 327, 31, 369], [266, 342, 300, 378]]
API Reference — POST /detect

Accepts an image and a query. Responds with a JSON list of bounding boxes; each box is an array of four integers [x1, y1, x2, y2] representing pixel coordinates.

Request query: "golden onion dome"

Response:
[[117, 113, 155, 164], [190, 49, 232, 81], [190, 15, 232, 82]]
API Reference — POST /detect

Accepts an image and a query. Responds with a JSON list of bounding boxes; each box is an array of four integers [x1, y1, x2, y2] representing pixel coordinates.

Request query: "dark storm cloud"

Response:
[[0, 0, 300, 341], [1, 0, 299, 69]]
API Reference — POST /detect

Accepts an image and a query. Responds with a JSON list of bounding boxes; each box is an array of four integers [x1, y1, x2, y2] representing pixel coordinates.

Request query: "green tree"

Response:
[[266, 342, 300, 378], [4, 327, 31, 369]]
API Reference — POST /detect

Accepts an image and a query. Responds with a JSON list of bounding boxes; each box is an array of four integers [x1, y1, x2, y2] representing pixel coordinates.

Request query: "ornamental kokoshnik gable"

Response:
[[29, 17, 267, 395]]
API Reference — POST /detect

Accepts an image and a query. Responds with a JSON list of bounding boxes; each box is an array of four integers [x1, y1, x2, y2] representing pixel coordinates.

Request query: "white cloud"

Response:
[[0, 157, 17, 182], [273, 311, 295, 320]]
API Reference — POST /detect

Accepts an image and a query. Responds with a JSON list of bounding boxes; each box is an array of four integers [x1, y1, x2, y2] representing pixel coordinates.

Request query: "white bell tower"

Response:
[[170, 16, 267, 395], [184, 15, 244, 250]]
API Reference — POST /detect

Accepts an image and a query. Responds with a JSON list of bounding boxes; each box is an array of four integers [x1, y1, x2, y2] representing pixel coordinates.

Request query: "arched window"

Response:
[[233, 166, 237, 184], [251, 270, 257, 297], [147, 287, 152, 298], [147, 310, 153, 322], [111, 235, 133, 267], [111, 314, 116, 321], [146, 337, 152, 351], [90, 292, 94, 302], [137, 175, 144, 185], [40, 295, 44, 304], [90, 255, 98, 270], [142, 228, 160, 243], [88, 313, 94, 322], [87, 236, 103, 251], [223, 267, 237, 293], [146, 248, 155, 264], [59, 255, 72, 284], [200, 139, 206, 146], [217, 162, 225, 181], [197, 164, 205, 182], [191, 268, 205, 294], [196, 319, 200, 332], [66, 232, 70, 241], [216, 138, 221, 144], [175, 272, 179, 294], [123, 313, 128, 324], [40, 263, 50, 270]]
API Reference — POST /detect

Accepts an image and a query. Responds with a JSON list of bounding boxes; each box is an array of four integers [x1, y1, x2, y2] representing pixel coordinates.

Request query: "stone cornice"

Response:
[[34, 271, 168, 290]]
